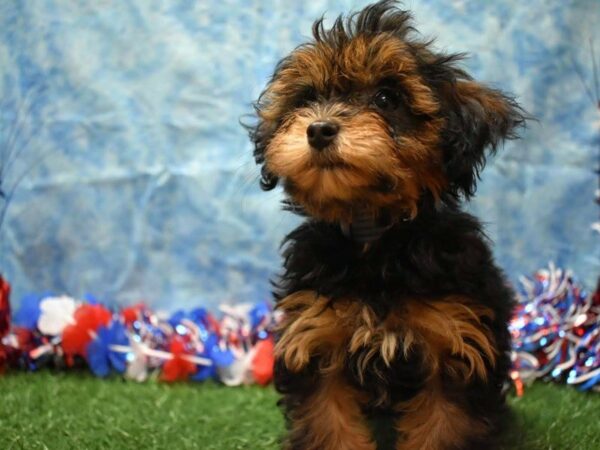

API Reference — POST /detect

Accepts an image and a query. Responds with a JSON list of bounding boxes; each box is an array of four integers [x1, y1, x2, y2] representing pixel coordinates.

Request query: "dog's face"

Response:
[[249, 1, 524, 223]]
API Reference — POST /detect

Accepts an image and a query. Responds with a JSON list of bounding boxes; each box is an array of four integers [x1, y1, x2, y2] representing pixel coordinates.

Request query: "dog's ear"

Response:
[[440, 80, 525, 199], [245, 114, 279, 191]]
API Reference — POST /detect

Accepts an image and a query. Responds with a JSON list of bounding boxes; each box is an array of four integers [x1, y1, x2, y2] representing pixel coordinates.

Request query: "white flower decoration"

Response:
[[37, 296, 77, 336]]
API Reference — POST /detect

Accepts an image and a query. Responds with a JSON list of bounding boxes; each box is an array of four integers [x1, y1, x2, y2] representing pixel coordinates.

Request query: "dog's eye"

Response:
[[373, 88, 400, 111], [295, 86, 317, 107]]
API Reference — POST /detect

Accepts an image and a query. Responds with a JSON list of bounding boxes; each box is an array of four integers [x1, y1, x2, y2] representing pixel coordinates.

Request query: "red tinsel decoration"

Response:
[[0, 275, 10, 337], [62, 304, 112, 361], [121, 303, 144, 326], [251, 336, 274, 385], [0, 275, 11, 373], [161, 337, 197, 382]]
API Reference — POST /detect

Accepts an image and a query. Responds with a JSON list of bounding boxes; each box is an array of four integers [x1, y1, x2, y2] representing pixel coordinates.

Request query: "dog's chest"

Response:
[[341, 307, 428, 404], [276, 291, 496, 409], [276, 293, 429, 405]]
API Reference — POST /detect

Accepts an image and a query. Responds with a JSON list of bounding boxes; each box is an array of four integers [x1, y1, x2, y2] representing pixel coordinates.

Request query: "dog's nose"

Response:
[[307, 121, 339, 151]]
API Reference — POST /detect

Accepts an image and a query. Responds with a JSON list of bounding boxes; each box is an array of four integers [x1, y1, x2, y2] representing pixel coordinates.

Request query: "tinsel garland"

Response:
[[1, 266, 599, 393], [0, 275, 277, 385], [510, 263, 600, 394]]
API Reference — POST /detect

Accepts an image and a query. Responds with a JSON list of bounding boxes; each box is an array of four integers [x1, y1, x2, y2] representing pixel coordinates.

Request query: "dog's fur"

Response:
[[247, 2, 525, 449]]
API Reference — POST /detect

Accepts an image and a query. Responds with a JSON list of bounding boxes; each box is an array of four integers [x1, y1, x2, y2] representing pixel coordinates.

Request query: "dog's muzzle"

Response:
[[307, 120, 339, 151]]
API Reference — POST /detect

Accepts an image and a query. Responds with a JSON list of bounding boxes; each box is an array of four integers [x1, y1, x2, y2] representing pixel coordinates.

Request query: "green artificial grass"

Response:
[[1, 371, 599, 449]]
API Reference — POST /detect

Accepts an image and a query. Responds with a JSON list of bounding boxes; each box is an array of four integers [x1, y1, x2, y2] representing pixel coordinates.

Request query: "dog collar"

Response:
[[340, 209, 394, 245]]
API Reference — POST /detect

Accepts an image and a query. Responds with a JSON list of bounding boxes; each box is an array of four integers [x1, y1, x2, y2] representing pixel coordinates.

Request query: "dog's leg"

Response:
[[275, 291, 363, 373], [394, 376, 487, 450], [275, 291, 375, 449], [393, 297, 499, 450], [283, 372, 376, 450]]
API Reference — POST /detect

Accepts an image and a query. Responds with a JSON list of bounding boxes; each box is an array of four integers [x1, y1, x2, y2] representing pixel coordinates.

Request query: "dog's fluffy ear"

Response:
[[440, 80, 525, 199], [245, 116, 279, 191]]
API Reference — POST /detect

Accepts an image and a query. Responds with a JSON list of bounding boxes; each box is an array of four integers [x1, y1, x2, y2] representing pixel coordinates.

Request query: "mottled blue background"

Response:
[[0, 0, 598, 311]]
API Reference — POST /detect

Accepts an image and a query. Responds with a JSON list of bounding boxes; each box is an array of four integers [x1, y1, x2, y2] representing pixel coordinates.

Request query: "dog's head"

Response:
[[248, 0, 525, 223]]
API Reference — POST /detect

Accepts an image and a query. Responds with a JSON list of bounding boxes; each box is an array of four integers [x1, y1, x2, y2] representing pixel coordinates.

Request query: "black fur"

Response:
[[248, 1, 526, 448], [439, 83, 525, 199], [274, 205, 515, 449]]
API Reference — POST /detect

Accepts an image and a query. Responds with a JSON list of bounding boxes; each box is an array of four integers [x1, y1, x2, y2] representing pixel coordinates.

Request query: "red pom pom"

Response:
[[62, 304, 112, 359], [161, 337, 196, 382], [121, 303, 144, 326], [0, 275, 11, 373], [0, 275, 11, 338], [0, 346, 8, 374], [13, 327, 35, 351], [251, 337, 274, 385]]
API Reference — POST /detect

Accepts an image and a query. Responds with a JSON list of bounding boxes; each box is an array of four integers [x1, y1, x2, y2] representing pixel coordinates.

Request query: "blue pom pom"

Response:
[[249, 302, 271, 329], [87, 337, 111, 377], [189, 307, 209, 326], [106, 321, 129, 373], [14, 292, 52, 329], [86, 321, 130, 377], [190, 364, 217, 382], [168, 310, 187, 328], [210, 345, 235, 368]]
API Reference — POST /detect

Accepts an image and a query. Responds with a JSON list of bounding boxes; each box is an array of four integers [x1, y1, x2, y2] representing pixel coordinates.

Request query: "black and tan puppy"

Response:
[[248, 1, 525, 449]]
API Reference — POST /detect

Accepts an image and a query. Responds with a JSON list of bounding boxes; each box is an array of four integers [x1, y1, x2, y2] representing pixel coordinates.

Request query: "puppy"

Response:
[[248, 1, 525, 449]]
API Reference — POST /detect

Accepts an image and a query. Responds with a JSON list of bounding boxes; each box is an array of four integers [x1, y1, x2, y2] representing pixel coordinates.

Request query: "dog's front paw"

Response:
[[275, 308, 344, 371], [275, 335, 314, 372], [275, 291, 356, 372]]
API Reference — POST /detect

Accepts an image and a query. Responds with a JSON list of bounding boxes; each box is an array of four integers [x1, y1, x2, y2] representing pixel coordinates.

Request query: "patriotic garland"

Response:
[[510, 263, 600, 395], [0, 276, 277, 385], [2, 266, 600, 394]]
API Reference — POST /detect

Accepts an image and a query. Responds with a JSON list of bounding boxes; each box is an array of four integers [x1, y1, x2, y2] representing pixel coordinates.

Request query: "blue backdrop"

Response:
[[1, 0, 598, 311]]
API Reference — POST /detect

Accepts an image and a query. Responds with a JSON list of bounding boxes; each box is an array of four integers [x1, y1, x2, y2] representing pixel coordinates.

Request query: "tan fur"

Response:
[[277, 293, 497, 448], [265, 106, 446, 222], [259, 33, 448, 222], [401, 298, 497, 381], [348, 307, 400, 383], [395, 376, 487, 450], [276, 292, 358, 373], [276, 292, 404, 378], [286, 373, 376, 450], [277, 292, 495, 383]]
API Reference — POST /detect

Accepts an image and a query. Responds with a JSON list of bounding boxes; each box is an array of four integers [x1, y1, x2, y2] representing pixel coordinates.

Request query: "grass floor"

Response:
[[1, 371, 599, 449]]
